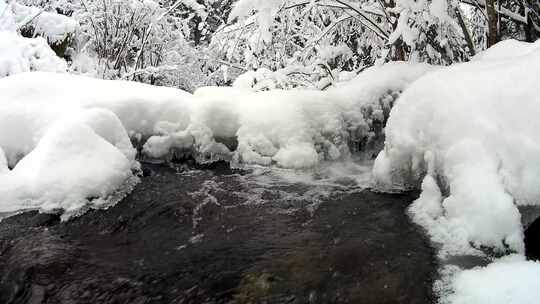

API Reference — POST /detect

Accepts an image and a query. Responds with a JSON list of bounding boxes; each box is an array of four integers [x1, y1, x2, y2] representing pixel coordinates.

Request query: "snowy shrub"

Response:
[[209, 0, 473, 88], [0, 31, 67, 77], [0, 0, 68, 78], [73, 0, 165, 77], [16, 0, 78, 15], [209, 0, 539, 87], [210, 0, 384, 88], [11, 2, 78, 49], [64, 0, 220, 90], [0, 0, 78, 58], [388, 0, 471, 63]]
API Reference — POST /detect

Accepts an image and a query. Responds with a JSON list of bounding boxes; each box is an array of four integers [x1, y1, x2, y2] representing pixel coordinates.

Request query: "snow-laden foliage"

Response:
[[1, 0, 78, 54], [11, 2, 78, 44], [0, 31, 67, 77], [66, 0, 220, 91], [209, 0, 538, 88], [388, 0, 470, 62], [5, 0, 537, 88], [209, 0, 472, 88], [211, 0, 387, 88], [0, 0, 71, 77], [4, 0, 227, 90]]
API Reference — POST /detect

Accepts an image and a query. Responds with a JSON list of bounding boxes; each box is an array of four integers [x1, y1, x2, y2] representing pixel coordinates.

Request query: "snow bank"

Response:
[[472, 39, 540, 62], [0, 72, 193, 157], [0, 72, 192, 217], [0, 62, 432, 216], [0, 31, 67, 77], [185, 62, 434, 168], [443, 255, 540, 304], [0, 118, 136, 218], [373, 40, 540, 255]]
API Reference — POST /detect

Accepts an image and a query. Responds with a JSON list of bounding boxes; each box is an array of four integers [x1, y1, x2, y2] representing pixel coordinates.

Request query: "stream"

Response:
[[0, 161, 435, 304]]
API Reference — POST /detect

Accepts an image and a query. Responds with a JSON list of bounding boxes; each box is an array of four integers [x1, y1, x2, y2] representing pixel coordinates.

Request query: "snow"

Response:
[[0, 72, 193, 148], [0, 147, 8, 174], [11, 2, 78, 44], [0, 72, 192, 217], [229, 0, 284, 43], [442, 255, 540, 304], [374, 39, 540, 255], [0, 119, 136, 218], [191, 62, 433, 168], [0, 0, 16, 31], [0, 31, 67, 77], [0, 0, 78, 44], [472, 38, 540, 61], [1, 0, 539, 300], [368, 39, 540, 304], [0, 62, 431, 217]]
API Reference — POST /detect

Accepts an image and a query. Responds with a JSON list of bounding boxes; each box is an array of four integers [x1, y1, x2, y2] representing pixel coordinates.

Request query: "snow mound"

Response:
[[373, 40, 540, 255], [443, 255, 540, 304], [0, 72, 193, 161], [0, 31, 67, 77], [0, 117, 136, 219], [0, 72, 193, 217], [473, 39, 540, 62]]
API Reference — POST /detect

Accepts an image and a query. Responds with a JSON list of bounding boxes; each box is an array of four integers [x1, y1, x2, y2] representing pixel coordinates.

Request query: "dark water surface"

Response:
[[0, 163, 435, 304]]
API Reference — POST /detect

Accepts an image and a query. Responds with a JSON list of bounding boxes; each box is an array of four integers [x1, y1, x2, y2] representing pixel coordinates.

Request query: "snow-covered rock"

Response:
[[373, 39, 540, 255]]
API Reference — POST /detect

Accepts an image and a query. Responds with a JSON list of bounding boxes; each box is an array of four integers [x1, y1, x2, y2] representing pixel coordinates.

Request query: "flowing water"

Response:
[[0, 161, 435, 304]]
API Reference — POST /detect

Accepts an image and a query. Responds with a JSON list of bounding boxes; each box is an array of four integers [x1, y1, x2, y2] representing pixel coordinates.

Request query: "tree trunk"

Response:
[[524, 4, 538, 42], [486, 0, 499, 47], [455, 7, 476, 56]]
